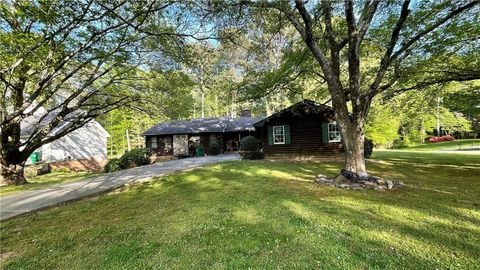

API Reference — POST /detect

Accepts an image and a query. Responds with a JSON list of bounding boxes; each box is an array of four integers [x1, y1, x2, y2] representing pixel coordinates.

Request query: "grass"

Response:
[[402, 139, 480, 151], [1, 151, 479, 269], [0, 171, 97, 196]]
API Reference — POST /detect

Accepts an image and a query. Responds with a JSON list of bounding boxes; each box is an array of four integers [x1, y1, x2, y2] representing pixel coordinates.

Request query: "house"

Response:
[[142, 99, 343, 159], [253, 99, 344, 159], [22, 107, 109, 171], [141, 110, 263, 156]]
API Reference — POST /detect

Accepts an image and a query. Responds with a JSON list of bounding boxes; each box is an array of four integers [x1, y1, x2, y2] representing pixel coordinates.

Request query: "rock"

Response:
[[333, 173, 348, 183], [36, 164, 51, 176], [340, 169, 360, 182], [316, 174, 329, 180], [368, 176, 381, 183], [386, 180, 393, 189], [374, 185, 387, 190], [375, 177, 385, 185], [357, 172, 371, 181], [315, 174, 331, 183], [314, 170, 403, 191], [363, 181, 377, 188], [393, 180, 405, 186]]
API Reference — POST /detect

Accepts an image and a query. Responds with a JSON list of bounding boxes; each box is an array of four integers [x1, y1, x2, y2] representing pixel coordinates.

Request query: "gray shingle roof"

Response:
[[141, 116, 265, 136], [20, 107, 108, 138], [253, 99, 334, 127]]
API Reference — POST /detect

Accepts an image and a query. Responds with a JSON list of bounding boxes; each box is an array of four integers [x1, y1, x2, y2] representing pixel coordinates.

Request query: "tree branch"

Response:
[[368, 0, 410, 97], [391, 1, 479, 61]]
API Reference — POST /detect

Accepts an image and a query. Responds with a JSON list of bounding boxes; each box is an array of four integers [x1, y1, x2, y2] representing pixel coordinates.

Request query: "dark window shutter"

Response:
[[268, 126, 273, 145], [284, 125, 291, 144], [322, 122, 329, 143]]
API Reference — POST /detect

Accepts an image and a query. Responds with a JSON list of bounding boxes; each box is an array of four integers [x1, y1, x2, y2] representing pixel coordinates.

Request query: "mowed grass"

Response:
[[0, 171, 97, 196], [1, 151, 479, 269], [402, 139, 480, 151]]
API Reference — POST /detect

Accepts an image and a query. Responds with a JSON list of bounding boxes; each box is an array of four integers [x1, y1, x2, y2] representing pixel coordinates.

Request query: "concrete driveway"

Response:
[[0, 154, 240, 220]]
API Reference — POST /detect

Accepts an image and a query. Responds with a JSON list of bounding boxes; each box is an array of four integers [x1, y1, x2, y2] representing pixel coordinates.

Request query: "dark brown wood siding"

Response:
[[145, 135, 173, 156], [259, 111, 343, 158], [146, 131, 258, 156]]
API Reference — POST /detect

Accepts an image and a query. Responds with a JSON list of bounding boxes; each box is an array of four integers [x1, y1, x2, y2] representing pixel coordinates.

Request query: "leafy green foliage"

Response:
[[119, 149, 150, 169], [239, 136, 263, 160], [240, 136, 260, 151], [103, 159, 122, 173], [365, 104, 401, 148]]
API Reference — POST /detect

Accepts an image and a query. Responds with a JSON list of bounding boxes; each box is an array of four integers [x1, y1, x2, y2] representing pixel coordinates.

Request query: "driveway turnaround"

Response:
[[0, 154, 240, 220]]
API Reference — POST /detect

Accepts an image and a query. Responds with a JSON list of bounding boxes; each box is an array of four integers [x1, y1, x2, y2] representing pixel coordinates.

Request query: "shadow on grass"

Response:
[[0, 172, 98, 196], [1, 158, 479, 269]]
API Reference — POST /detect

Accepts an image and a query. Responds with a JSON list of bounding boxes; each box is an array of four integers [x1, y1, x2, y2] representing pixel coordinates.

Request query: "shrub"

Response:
[[364, 137, 374, 158], [239, 150, 264, 160], [104, 158, 122, 173], [209, 142, 221, 155], [428, 135, 455, 143], [239, 136, 263, 160], [240, 136, 260, 151], [119, 148, 150, 169]]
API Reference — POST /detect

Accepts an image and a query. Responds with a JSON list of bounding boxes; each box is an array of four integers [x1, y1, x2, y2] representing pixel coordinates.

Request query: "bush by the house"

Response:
[[239, 151, 264, 160], [209, 142, 221, 155], [119, 148, 150, 169], [239, 136, 263, 160], [364, 137, 374, 158], [240, 136, 261, 151], [104, 158, 122, 173], [428, 135, 455, 143]]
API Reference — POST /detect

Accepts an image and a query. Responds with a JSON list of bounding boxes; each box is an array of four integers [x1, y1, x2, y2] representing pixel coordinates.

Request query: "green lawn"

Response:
[[0, 171, 97, 196], [1, 151, 479, 269], [401, 139, 480, 151]]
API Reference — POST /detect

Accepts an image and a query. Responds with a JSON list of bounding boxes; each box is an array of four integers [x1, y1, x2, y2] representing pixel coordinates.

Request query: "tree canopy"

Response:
[[1, 0, 479, 185]]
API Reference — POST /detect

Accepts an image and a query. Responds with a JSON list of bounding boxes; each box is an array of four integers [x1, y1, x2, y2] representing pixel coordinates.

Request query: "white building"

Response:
[[22, 107, 109, 171]]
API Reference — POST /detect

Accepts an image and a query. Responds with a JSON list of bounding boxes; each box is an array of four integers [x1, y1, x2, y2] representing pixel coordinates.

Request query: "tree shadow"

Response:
[[1, 159, 479, 269]]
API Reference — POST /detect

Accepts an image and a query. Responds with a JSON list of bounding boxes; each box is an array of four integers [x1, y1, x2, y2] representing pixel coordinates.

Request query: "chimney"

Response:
[[240, 109, 251, 117]]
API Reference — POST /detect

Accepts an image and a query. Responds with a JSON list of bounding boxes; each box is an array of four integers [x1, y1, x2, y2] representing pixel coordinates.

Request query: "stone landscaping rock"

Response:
[[333, 173, 348, 183], [314, 170, 404, 190], [386, 180, 393, 189]]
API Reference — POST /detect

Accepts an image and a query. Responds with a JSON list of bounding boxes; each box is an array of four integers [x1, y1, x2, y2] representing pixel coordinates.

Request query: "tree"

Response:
[[443, 82, 480, 137], [365, 102, 400, 148], [222, 0, 479, 177], [0, 1, 179, 185]]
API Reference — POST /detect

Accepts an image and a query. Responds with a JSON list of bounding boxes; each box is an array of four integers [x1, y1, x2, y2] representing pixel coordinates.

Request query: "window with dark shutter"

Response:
[[328, 122, 341, 142], [273, 126, 285, 144]]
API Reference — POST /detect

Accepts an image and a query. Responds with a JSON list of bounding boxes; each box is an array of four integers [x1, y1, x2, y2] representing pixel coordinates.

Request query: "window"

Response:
[[151, 136, 157, 148], [328, 122, 341, 142], [164, 136, 172, 152], [273, 126, 285, 144]]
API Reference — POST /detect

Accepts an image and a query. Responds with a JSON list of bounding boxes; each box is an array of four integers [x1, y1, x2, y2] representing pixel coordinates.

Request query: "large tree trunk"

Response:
[[331, 90, 368, 176], [341, 124, 366, 174], [0, 121, 30, 186], [0, 158, 27, 186]]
